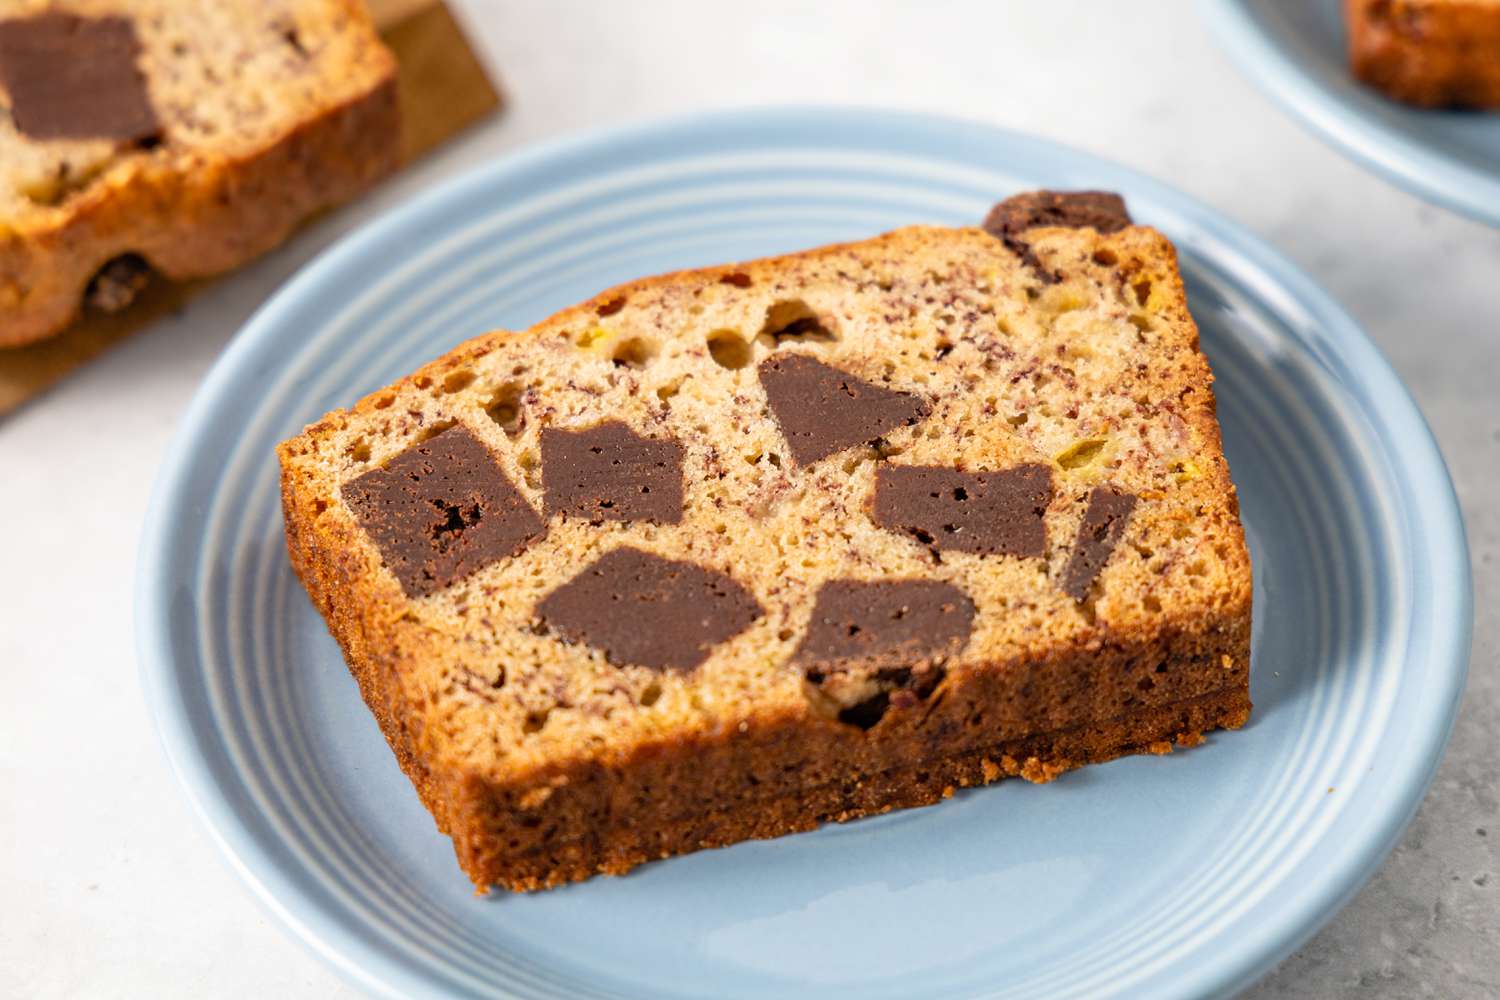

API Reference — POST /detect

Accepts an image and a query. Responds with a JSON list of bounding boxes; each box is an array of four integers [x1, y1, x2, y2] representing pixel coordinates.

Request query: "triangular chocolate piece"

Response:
[[758, 353, 928, 465]]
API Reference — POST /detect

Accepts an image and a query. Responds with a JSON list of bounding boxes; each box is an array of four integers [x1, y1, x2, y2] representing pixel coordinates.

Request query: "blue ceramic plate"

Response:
[[138, 108, 1471, 1000], [1202, 0, 1500, 226]]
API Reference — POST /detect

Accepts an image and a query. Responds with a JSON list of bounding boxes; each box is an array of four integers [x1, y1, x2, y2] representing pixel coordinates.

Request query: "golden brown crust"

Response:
[[279, 219, 1253, 892], [1347, 0, 1500, 107], [0, 1, 399, 345]]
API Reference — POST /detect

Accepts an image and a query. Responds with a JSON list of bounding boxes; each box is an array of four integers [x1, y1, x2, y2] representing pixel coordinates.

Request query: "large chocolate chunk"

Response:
[[794, 579, 976, 729], [1060, 487, 1138, 601], [542, 422, 684, 525], [981, 190, 1132, 285], [982, 190, 1133, 239], [758, 354, 929, 465], [537, 547, 763, 671], [342, 425, 543, 598], [873, 463, 1052, 558], [0, 14, 160, 143], [795, 579, 976, 669]]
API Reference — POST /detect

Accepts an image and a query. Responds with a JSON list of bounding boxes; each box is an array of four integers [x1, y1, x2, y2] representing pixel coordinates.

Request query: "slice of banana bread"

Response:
[[1347, 0, 1500, 108], [0, 0, 398, 346], [279, 191, 1253, 892]]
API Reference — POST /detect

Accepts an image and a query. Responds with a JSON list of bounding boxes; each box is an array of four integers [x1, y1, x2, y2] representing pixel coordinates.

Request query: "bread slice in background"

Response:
[[0, 0, 398, 346], [1347, 0, 1500, 107], [278, 191, 1253, 892]]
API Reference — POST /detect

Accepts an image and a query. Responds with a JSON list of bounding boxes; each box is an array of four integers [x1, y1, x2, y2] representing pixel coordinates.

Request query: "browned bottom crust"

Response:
[[470, 686, 1250, 892], [284, 471, 1251, 893], [1347, 0, 1500, 108]]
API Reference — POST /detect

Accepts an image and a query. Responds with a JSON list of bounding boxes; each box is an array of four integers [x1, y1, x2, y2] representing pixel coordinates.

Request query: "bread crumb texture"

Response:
[[279, 214, 1253, 890]]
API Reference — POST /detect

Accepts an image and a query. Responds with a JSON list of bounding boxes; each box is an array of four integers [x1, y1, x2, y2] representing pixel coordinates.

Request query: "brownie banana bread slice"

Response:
[[1347, 0, 1500, 107], [0, 0, 398, 345], [278, 190, 1253, 893]]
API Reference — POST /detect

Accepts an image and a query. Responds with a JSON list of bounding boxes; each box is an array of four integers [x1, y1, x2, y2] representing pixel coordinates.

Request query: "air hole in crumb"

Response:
[[1133, 280, 1152, 306], [415, 419, 456, 443], [483, 383, 525, 436], [757, 299, 838, 347], [413, 375, 432, 390], [1055, 438, 1107, 469], [518, 451, 541, 490], [313, 499, 329, 514], [1137, 676, 1155, 692], [639, 681, 663, 707], [1186, 560, 1207, 577], [1092, 248, 1118, 266], [373, 394, 394, 410], [1143, 595, 1163, 613], [720, 272, 752, 288], [442, 369, 476, 394], [522, 709, 550, 734], [706, 329, 753, 369], [1128, 314, 1154, 338], [656, 377, 687, 402], [348, 439, 372, 463], [596, 295, 627, 317], [777, 628, 794, 642], [1006, 413, 1028, 428], [611, 337, 655, 368]]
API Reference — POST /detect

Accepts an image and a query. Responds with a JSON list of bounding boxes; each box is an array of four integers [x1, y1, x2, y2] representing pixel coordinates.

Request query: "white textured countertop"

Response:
[[3, 2, 1494, 997]]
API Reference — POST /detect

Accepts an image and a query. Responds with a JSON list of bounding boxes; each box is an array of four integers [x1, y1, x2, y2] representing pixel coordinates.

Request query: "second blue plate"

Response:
[[1204, 0, 1500, 226]]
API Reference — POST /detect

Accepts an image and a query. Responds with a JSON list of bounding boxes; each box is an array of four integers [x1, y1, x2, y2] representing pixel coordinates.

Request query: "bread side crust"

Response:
[[0, 25, 398, 346], [1347, 0, 1500, 107], [278, 221, 1254, 891]]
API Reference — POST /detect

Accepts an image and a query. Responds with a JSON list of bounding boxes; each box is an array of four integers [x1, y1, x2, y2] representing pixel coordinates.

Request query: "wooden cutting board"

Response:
[[0, 0, 500, 417]]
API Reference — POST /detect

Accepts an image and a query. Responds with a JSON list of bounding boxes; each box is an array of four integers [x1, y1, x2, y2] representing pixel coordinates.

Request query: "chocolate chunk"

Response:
[[0, 14, 160, 143], [873, 463, 1052, 558], [1060, 487, 1138, 601], [983, 190, 1133, 238], [981, 190, 1132, 285], [795, 579, 976, 670], [794, 579, 975, 729], [758, 354, 929, 465], [342, 425, 543, 598], [542, 422, 684, 525], [536, 547, 763, 671]]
